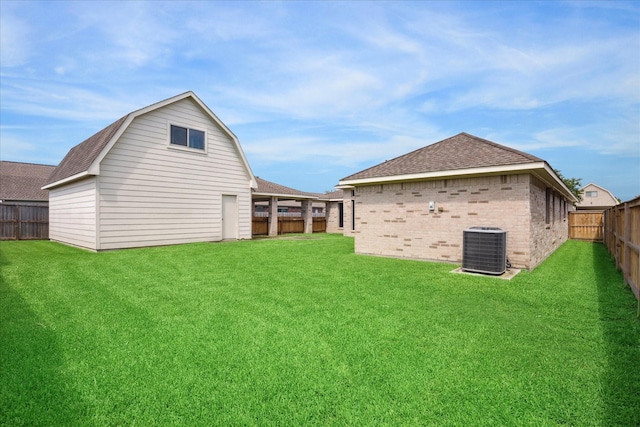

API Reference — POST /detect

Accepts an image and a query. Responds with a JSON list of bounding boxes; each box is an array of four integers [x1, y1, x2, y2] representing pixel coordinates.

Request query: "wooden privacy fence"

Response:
[[252, 216, 326, 236], [569, 211, 604, 241], [279, 217, 305, 234], [0, 204, 49, 240], [313, 217, 326, 233], [603, 196, 639, 306], [252, 216, 269, 236]]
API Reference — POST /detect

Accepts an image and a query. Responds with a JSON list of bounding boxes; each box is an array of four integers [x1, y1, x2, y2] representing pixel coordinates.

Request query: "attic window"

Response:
[[585, 191, 597, 198], [170, 125, 205, 150]]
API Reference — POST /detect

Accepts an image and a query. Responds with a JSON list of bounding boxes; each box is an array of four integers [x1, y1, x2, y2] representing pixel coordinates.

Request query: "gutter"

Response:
[[42, 171, 92, 190]]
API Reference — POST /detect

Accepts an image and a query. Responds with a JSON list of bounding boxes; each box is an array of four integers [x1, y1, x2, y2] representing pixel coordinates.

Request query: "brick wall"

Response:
[[352, 174, 542, 268], [343, 190, 356, 237], [325, 201, 342, 234], [528, 176, 572, 269]]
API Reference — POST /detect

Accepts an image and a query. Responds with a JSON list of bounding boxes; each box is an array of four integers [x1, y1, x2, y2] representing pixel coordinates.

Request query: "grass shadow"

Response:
[[0, 249, 88, 426], [592, 242, 640, 425]]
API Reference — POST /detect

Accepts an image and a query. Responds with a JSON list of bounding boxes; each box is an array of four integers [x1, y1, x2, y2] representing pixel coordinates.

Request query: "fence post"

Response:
[[14, 205, 20, 240], [624, 202, 631, 293]]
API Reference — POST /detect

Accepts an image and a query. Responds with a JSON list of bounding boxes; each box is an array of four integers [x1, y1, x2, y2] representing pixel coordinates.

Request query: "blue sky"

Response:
[[1, 1, 639, 200]]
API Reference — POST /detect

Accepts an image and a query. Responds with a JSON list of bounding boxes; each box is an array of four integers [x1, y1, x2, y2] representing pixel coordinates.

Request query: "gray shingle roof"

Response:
[[0, 161, 57, 201], [315, 190, 344, 200], [341, 132, 544, 182], [44, 115, 129, 186], [254, 177, 317, 199]]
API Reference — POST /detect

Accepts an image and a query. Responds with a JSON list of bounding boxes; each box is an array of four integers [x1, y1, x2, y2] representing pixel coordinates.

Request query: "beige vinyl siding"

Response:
[[97, 98, 252, 250], [577, 183, 618, 209], [48, 177, 97, 250]]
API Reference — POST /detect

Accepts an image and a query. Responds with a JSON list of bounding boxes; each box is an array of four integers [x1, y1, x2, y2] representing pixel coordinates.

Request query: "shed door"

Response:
[[222, 195, 238, 240]]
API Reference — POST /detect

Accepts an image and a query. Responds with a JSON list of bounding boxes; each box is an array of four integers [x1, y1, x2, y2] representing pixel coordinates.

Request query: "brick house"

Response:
[[338, 133, 578, 270], [316, 190, 345, 234], [252, 177, 320, 236], [0, 161, 55, 240], [253, 177, 325, 216]]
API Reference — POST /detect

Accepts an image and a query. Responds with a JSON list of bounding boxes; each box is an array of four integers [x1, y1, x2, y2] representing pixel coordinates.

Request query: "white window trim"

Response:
[[167, 122, 208, 154]]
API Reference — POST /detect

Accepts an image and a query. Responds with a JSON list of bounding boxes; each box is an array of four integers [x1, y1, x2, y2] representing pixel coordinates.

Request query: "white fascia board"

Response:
[[42, 171, 91, 190], [87, 115, 135, 176], [540, 163, 579, 203], [189, 92, 257, 186], [338, 163, 547, 186], [339, 161, 578, 202], [85, 91, 256, 187], [86, 92, 194, 175], [580, 182, 618, 202]]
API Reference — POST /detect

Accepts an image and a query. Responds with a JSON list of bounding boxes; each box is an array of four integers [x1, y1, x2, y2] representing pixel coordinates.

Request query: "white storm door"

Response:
[[221, 195, 238, 240]]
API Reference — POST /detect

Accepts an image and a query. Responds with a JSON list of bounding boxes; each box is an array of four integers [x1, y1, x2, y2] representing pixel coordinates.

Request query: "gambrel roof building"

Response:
[[43, 91, 256, 251]]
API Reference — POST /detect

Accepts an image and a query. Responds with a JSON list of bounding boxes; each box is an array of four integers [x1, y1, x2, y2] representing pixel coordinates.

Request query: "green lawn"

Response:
[[1, 235, 638, 426]]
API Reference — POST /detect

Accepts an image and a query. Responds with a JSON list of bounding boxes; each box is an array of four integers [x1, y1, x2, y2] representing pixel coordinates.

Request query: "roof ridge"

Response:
[[457, 132, 543, 162], [340, 132, 546, 182], [580, 182, 618, 201], [44, 91, 256, 190], [43, 93, 197, 188], [0, 160, 58, 168]]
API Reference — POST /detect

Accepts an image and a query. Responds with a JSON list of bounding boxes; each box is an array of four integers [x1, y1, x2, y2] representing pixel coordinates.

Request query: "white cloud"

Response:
[[227, 55, 383, 119], [243, 127, 445, 170], [1, 81, 144, 121], [0, 12, 31, 67], [0, 134, 57, 165], [0, 1, 637, 197], [64, 2, 182, 69], [488, 115, 640, 158]]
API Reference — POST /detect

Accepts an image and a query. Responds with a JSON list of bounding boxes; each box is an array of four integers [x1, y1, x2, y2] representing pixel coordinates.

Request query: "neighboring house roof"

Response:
[[253, 177, 318, 200], [315, 190, 344, 201], [0, 161, 56, 202], [339, 132, 577, 202], [43, 91, 256, 190], [579, 183, 618, 200], [576, 183, 619, 209]]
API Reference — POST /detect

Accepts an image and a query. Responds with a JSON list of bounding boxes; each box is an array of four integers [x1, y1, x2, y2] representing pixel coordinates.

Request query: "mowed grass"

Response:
[[1, 235, 638, 426]]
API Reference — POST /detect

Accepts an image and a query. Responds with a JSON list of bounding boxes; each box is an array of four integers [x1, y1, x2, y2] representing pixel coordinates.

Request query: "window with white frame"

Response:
[[585, 191, 598, 198], [170, 125, 205, 150]]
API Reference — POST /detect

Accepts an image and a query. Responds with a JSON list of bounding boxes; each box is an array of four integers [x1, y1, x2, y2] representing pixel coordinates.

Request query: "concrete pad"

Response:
[[450, 267, 521, 280]]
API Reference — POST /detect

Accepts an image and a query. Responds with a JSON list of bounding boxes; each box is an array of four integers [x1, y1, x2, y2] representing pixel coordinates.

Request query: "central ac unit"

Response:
[[462, 227, 507, 275]]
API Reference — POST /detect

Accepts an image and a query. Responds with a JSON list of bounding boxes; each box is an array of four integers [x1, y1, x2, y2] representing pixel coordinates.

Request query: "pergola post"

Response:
[[268, 196, 279, 236], [302, 199, 313, 234]]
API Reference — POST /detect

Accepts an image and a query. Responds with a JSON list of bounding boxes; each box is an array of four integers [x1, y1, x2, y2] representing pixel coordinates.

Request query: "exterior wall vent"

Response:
[[462, 227, 507, 275]]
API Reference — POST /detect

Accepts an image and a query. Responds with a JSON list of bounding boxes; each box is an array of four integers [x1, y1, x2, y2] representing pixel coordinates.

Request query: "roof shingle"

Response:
[[315, 190, 344, 200], [0, 161, 57, 201], [254, 177, 317, 199], [341, 132, 543, 182], [44, 115, 129, 186]]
